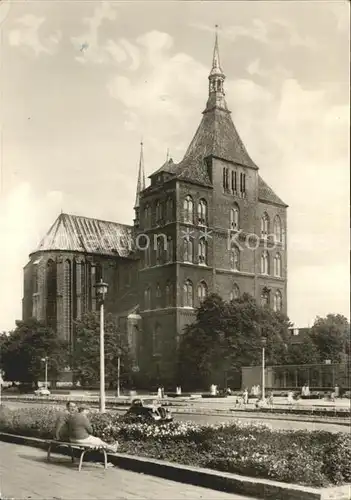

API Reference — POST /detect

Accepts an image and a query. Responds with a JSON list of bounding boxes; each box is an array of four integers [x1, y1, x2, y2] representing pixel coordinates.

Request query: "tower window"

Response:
[[144, 287, 151, 310], [240, 173, 246, 194], [230, 246, 240, 271], [261, 251, 269, 275], [155, 200, 163, 224], [230, 205, 239, 230], [274, 215, 282, 243], [274, 253, 282, 277], [183, 195, 194, 224], [197, 199, 208, 225], [165, 281, 173, 307], [273, 290, 282, 312], [166, 197, 173, 222], [183, 279, 193, 308], [231, 171, 237, 193], [183, 237, 194, 263], [261, 212, 270, 238], [198, 238, 207, 265], [166, 236, 173, 262], [155, 284, 162, 309], [197, 281, 208, 303]]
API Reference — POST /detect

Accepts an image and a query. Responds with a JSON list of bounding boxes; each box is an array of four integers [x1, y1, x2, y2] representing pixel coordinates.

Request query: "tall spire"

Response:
[[134, 141, 145, 209], [205, 25, 228, 113]]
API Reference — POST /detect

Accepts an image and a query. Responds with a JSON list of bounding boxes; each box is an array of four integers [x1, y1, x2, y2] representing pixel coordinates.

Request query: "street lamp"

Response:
[[116, 347, 122, 399], [41, 357, 49, 389], [261, 337, 267, 400], [94, 278, 109, 413]]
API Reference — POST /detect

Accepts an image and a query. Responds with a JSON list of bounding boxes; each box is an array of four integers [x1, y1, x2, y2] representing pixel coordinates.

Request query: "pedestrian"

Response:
[[268, 391, 274, 407], [334, 384, 339, 398], [243, 388, 248, 405], [157, 387, 162, 398], [55, 401, 77, 441], [287, 391, 294, 405], [305, 384, 310, 397], [68, 405, 118, 452]]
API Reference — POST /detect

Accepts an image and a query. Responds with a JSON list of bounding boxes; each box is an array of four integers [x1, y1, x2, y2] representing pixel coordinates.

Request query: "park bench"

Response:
[[46, 440, 108, 472]]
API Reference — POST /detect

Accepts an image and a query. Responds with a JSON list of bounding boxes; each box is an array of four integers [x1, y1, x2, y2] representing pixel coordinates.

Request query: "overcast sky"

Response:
[[0, 1, 349, 331]]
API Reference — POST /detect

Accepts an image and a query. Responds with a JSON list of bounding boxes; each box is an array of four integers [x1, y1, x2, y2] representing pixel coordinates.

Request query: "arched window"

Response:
[[183, 195, 193, 223], [198, 238, 207, 265], [197, 281, 208, 303], [166, 197, 173, 222], [46, 259, 57, 330], [274, 215, 282, 243], [261, 287, 270, 307], [153, 323, 161, 355], [145, 244, 151, 267], [273, 290, 282, 312], [183, 279, 193, 308], [156, 238, 164, 265], [155, 283, 162, 309], [261, 251, 269, 274], [231, 171, 237, 192], [63, 259, 71, 342], [230, 205, 239, 230], [229, 284, 240, 301], [166, 236, 173, 262], [183, 237, 193, 263], [230, 246, 240, 271], [274, 253, 282, 277], [144, 204, 151, 228], [155, 200, 163, 224], [144, 287, 151, 310], [198, 199, 207, 225], [261, 212, 270, 238], [165, 281, 173, 307]]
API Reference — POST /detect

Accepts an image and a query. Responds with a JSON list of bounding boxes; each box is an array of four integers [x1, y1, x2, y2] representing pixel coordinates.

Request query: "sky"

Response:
[[0, 0, 349, 331]]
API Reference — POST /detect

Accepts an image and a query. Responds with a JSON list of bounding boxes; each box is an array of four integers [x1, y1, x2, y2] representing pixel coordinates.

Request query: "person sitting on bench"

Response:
[[67, 404, 118, 453], [55, 401, 77, 441]]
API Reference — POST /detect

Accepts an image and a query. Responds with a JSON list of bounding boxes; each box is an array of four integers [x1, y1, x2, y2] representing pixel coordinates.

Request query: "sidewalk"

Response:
[[0, 442, 254, 500]]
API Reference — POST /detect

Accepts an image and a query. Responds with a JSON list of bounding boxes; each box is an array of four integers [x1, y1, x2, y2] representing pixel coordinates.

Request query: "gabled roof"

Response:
[[258, 176, 287, 207], [32, 213, 134, 257]]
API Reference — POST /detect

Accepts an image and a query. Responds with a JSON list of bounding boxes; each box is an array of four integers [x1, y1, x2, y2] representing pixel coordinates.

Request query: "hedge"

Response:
[[0, 405, 350, 488]]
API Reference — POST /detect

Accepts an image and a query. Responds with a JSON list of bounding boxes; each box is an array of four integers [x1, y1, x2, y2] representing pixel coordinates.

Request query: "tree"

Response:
[[286, 332, 320, 365], [310, 314, 350, 363], [73, 312, 133, 388], [1, 318, 69, 385], [177, 293, 291, 390]]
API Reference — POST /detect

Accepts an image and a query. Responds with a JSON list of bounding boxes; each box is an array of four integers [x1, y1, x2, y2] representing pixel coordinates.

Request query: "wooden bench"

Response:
[[47, 440, 108, 472]]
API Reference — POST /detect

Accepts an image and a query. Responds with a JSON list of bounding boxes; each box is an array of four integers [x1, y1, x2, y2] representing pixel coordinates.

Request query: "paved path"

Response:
[[0, 442, 253, 500]]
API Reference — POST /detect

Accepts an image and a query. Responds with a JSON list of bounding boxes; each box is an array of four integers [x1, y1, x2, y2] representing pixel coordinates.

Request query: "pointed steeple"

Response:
[[134, 141, 145, 209], [205, 25, 228, 113]]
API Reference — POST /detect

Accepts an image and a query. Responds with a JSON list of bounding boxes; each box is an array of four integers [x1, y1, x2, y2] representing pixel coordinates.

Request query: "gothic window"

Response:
[[144, 287, 151, 310], [197, 199, 207, 225], [63, 259, 71, 342], [222, 168, 229, 190], [183, 237, 194, 263], [274, 253, 282, 277], [197, 281, 208, 303], [274, 215, 282, 243], [165, 281, 173, 307], [231, 171, 237, 192], [155, 283, 162, 309], [155, 200, 163, 224], [240, 173, 246, 194], [230, 246, 240, 271], [156, 238, 164, 265], [166, 197, 173, 222], [261, 288, 270, 307], [46, 259, 57, 331], [153, 323, 162, 355], [144, 204, 151, 228], [229, 284, 240, 301], [230, 205, 239, 230], [273, 290, 282, 312], [198, 238, 207, 265], [183, 195, 194, 223], [261, 251, 269, 275], [166, 236, 173, 262], [145, 244, 151, 267], [261, 212, 270, 238], [183, 279, 193, 308]]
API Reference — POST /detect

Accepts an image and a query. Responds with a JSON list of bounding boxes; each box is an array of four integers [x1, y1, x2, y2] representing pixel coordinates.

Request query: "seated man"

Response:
[[55, 401, 77, 441], [67, 405, 118, 453]]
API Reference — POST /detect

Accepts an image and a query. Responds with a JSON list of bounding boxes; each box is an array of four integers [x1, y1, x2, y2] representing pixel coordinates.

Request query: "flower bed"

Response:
[[0, 405, 350, 488]]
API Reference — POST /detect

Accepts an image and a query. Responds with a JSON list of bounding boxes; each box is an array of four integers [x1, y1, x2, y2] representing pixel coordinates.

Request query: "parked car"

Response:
[[34, 387, 51, 396], [123, 399, 173, 423]]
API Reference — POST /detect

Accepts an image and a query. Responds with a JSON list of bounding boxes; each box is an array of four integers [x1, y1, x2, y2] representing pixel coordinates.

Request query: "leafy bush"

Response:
[[0, 405, 350, 487]]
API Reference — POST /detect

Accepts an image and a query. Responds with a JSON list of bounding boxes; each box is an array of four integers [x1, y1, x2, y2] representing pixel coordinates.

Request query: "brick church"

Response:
[[23, 33, 287, 384]]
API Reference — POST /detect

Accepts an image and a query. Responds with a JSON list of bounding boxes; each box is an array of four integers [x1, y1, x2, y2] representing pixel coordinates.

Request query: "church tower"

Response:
[[136, 30, 288, 385]]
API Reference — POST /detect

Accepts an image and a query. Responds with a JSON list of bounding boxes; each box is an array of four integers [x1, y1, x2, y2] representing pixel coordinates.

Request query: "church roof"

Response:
[[258, 176, 287, 207], [33, 213, 134, 257]]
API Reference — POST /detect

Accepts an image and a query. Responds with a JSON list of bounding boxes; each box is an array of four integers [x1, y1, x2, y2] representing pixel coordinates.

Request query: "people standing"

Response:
[[243, 388, 248, 405]]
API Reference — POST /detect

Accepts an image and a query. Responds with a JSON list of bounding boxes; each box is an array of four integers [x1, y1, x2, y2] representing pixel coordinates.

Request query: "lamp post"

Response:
[[261, 337, 267, 400], [94, 278, 109, 413], [41, 357, 49, 389], [116, 348, 122, 399]]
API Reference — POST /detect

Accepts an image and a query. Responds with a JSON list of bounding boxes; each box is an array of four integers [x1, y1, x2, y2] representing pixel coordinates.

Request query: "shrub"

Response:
[[0, 405, 350, 487]]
